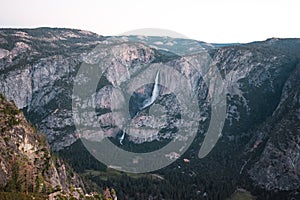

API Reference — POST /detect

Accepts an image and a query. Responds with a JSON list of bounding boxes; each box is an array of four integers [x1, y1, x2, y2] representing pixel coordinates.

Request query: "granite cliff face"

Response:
[[0, 28, 300, 198], [0, 28, 103, 149], [246, 62, 300, 191]]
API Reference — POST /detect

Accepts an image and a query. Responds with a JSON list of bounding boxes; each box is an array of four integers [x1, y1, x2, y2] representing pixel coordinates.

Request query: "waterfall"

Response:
[[141, 71, 160, 110]]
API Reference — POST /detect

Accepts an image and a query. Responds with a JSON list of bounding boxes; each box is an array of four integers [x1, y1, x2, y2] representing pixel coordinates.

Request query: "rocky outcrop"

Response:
[[0, 93, 85, 198]]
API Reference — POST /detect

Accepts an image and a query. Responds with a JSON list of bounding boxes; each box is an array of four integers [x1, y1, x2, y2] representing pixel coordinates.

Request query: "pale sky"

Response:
[[1, 0, 299, 43]]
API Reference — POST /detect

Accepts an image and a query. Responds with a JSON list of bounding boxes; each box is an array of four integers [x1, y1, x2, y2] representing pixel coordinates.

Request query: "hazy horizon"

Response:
[[1, 0, 299, 43]]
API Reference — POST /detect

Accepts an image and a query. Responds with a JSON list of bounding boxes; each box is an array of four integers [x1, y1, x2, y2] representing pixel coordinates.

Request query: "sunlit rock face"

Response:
[[0, 94, 85, 195], [1, 28, 300, 193]]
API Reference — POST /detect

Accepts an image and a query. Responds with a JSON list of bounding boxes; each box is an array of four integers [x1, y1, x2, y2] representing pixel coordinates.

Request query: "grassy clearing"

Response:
[[227, 189, 256, 200], [83, 168, 164, 181]]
